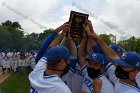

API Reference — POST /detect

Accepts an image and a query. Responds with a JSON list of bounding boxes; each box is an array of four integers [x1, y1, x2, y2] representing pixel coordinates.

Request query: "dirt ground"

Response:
[[0, 67, 11, 84]]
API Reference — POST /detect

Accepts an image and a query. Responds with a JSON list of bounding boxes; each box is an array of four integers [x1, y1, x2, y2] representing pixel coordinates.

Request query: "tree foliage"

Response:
[[0, 20, 139, 53], [0, 20, 52, 50], [99, 34, 116, 45], [118, 36, 140, 53]]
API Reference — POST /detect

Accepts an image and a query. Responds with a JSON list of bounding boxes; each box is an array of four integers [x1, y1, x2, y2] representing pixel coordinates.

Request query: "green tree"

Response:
[[118, 36, 140, 53], [0, 29, 12, 48], [99, 34, 115, 45], [37, 29, 52, 47], [0, 20, 24, 49]]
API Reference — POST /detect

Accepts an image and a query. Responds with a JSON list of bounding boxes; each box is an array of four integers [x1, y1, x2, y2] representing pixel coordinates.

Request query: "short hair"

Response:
[[47, 60, 61, 69]]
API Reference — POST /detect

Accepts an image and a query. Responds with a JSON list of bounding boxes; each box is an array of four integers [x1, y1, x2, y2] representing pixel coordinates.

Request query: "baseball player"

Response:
[[60, 36, 83, 93], [27, 53, 35, 72], [113, 52, 140, 93], [10, 52, 17, 73], [29, 22, 72, 93], [78, 34, 114, 93], [14, 52, 19, 73], [85, 19, 140, 93], [1, 56, 7, 74], [87, 39, 125, 85], [87, 40, 125, 85], [35, 24, 84, 93], [136, 71, 140, 88], [87, 29, 140, 92], [1, 51, 6, 74], [18, 50, 26, 73], [29, 46, 72, 93], [0, 51, 3, 67]]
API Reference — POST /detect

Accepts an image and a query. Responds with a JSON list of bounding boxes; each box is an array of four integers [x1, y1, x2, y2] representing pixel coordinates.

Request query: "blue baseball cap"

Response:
[[86, 53, 109, 65], [112, 52, 140, 70], [109, 44, 125, 54], [47, 46, 70, 62]]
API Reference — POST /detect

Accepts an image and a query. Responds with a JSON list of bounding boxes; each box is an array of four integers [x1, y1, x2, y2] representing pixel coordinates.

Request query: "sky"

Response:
[[0, 0, 140, 40]]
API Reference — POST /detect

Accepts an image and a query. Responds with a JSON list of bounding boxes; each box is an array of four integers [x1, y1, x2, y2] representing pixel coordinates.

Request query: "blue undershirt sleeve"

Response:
[[92, 44, 105, 55], [35, 31, 57, 63]]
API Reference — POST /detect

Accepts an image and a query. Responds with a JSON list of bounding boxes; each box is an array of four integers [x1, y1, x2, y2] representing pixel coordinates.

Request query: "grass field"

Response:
[[0, 73, 30, 93]]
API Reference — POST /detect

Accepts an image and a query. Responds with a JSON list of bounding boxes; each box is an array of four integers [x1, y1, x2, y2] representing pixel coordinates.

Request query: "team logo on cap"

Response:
[[102, 60, 105, 64], [136, 62, 140, 67], [122, 53, 127, 59], [118, 48, 121, 52], [92, 54, 97, 59]]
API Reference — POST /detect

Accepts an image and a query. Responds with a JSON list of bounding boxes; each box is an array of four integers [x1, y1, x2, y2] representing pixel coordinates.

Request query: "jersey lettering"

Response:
[[84, 78, 93, 92]]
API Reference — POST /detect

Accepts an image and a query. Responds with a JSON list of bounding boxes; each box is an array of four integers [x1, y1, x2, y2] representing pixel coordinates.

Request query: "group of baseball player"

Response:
[[29, 20, 140, 93], [0, 50, 36, 75]]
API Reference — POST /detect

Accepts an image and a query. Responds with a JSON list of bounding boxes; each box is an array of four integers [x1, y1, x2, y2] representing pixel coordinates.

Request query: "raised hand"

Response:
[[83, 20, 96, 36], [87, 20, 94, 34], [83, 22, 91, 36], [55, 22, 70, 33]]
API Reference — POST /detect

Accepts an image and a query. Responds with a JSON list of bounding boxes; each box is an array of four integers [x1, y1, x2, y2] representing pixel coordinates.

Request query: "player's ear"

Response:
[[59, 59, 66, 69]]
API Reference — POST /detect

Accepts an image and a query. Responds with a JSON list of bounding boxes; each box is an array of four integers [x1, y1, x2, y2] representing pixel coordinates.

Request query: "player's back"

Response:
[[30, 74, 71, 93], [29, 60, 71, 93]]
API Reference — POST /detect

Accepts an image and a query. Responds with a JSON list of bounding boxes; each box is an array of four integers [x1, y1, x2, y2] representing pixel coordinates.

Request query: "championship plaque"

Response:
[[69, 11, 89, 39]]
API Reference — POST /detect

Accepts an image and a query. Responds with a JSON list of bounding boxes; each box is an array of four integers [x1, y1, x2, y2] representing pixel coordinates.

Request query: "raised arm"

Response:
[[78, 35, 88, 67], [49, 23, 70, 47], [83, 20, 97, 55], [60, 36, 69, 48], [68, 36, 77, 56], [35, 31, 58, 63], [35, 22, 70, 63], [83, 20, 119, 66], [93, 35, 119, 66], [84, 20, 118, 84], [64, 35, 78, 70]]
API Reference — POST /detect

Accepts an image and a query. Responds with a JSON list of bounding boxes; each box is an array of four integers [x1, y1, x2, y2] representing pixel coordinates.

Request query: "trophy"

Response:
[[69, 11, 89, 45]]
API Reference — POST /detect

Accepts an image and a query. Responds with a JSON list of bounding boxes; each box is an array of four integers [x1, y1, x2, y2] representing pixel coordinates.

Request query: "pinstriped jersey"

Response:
[[62, 64, 83, 93]]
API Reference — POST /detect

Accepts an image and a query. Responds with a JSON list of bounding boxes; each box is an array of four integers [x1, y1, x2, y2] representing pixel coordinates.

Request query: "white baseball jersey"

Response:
[[0, 52, 2, 65], [6, 59, 10, 68], [62, 64, 83, 93], [136, 72, 140, 88], [0, 59, 2, 66], [21, 59, 26, 66], [18, 59, 23, 66], [28, 56, 35, 69], [2, 59, 7, 68], [106, 63, 140, 93], [2, 52, 5, 58], [15, 55, 20, 67], [105, 63, 117, 84], [29, 59, 71, 93], [14, 59, 18, 68], [115, 80, 140, 93], [6, 52, 10, 58], [81, 66, 114, 93], [0, 52, 3, 59]]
